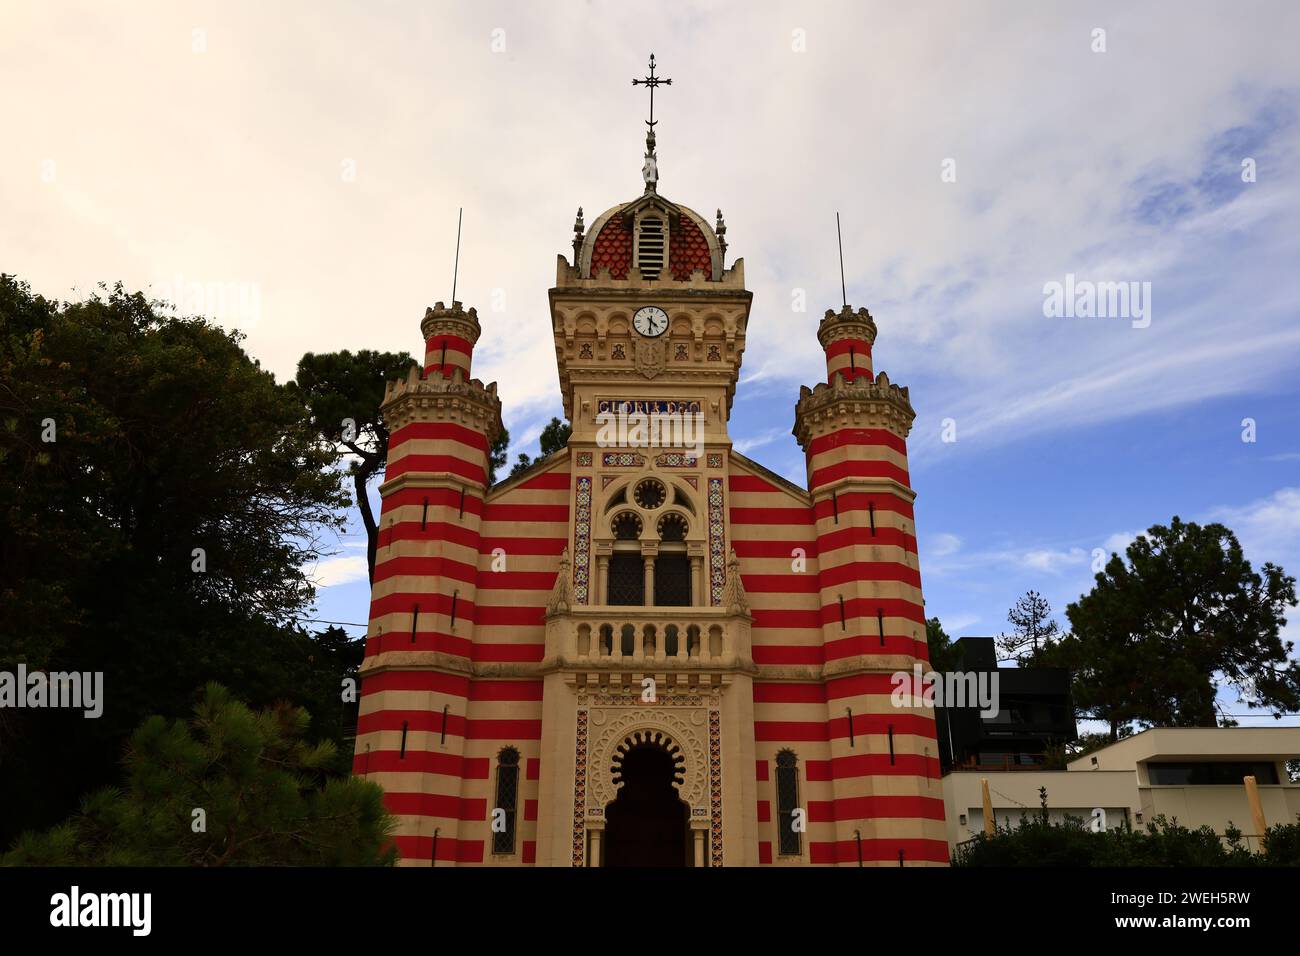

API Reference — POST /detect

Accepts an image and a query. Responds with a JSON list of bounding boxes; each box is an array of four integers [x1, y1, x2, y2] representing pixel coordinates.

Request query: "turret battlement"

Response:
[[380, 363, 502, 439], [792, 370, 917, 447]]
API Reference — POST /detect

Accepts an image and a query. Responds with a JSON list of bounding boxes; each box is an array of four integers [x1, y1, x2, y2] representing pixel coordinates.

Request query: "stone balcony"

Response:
[[542, 604, 754, 676]]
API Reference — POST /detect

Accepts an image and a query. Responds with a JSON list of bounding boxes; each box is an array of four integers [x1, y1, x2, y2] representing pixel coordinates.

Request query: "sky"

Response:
[[4, 1, 1299, 725]]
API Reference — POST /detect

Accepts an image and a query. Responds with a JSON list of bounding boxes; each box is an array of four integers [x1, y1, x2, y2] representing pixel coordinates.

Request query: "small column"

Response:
[[643, 547, 657, 606], [595, 546, 611, 606], [693, 828, 706, 867], [589, 828, 603, 867], [688, 544, 706, 606]]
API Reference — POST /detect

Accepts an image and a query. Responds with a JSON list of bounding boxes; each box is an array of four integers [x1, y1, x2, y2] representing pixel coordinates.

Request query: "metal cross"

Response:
[[631, 53, 672, 129]]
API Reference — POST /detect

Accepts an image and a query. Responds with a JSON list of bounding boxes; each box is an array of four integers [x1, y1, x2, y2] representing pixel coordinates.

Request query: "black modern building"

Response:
[[935, 637, 1077, 774]]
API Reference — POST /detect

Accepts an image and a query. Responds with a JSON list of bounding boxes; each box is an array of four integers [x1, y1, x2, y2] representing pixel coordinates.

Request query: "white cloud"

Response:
[[1208, 487, 1300, 568], [1020, 547, 1089, 574], [1103, 531, 1139, 554], [308, 555, 370, 588], [927, 533, 963, 558]]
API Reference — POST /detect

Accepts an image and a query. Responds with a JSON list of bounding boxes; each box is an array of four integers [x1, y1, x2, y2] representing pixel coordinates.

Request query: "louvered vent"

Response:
[[637, 217, 665, 279]]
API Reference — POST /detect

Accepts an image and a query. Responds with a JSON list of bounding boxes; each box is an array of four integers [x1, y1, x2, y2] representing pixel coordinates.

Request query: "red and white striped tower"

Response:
[[821, 304, 875, 384], [792, 304, 947, 865], [353, 300, 503, 864], [422, 299, 480, 378]]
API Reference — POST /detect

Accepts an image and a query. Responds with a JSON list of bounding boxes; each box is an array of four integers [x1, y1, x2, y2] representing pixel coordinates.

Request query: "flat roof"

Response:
[[1067, 727, 1300, 772]]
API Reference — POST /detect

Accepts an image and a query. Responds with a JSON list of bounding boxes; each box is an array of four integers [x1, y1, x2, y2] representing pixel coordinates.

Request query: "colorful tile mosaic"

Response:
[[576, 451, 592, 467], [571, 709, 588, 867], [654, 452, 698, 468], [709, 709, 723, 866], [601, 452, 645, 467], [611, 344, 626, 360], [684, 476, 699, 490], [573, 476, 592, 604], [707, 477, 725, 606], [706, 453, 723, 468], [600, 475, 619, 490]]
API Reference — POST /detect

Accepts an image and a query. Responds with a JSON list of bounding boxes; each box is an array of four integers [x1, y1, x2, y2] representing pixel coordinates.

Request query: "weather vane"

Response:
[[632, 53, 672, 192]]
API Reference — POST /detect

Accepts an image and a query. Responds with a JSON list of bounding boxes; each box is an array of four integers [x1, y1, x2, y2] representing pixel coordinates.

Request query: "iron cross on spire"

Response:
[[632, 53, 671, 191], [631, 52, 672, 129]]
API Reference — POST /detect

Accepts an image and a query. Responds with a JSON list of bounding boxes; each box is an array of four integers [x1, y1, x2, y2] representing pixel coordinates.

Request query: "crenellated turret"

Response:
[[353, 301, 503, 866], [791, 303, 945, 865]]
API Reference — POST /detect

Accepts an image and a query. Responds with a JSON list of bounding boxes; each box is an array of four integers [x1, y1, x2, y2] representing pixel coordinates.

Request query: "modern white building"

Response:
[[942, 727, 1300, 852]]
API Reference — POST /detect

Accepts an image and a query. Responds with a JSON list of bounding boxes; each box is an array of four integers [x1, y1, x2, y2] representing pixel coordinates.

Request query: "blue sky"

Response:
[[4, 2, 1298, 724]]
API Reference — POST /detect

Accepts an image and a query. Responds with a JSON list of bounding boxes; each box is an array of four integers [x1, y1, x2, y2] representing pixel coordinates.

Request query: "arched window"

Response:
[[493, 747, 521, 855], [655, 512, 691, 606], [775, 750, 801, 856], [609, 511, 645, 605]]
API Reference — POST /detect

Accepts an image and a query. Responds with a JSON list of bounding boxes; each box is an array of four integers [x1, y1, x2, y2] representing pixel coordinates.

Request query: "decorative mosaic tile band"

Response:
[[572, 709, 588, 867], [654, 453, 698, 468], [707, 477, 725, 606], [709, 709, 723, 867], [601, 452, 645, 467], [573, 476, 592, 604]]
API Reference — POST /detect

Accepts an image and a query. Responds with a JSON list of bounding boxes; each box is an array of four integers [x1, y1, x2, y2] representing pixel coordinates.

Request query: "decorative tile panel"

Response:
[[573, 476, 592, 604], [709, 709, 723, 866], [571, 709, 589, 866], [601, 452, 645, 467], [707, 477, 725, 606], [654, 452, 698, 468]]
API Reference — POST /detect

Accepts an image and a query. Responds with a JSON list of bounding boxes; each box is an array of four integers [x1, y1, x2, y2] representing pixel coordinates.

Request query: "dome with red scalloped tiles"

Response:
[[579, 196, 722, 282]]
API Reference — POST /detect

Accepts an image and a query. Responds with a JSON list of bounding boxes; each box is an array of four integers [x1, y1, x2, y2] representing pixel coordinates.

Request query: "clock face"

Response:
[[633, 305, 669, 338]]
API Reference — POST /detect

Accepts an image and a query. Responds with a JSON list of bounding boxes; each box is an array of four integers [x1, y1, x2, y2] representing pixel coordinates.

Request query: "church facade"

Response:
[[353, 107, 947, 865]]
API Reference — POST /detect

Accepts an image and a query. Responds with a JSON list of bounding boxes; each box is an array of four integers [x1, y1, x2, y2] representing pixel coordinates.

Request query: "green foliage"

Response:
[[924, 617, 965, 674], [508, 416, 572, 479], [1036, 517, 1299, 739], [489, 425, 509, 485], [292, 349, 419, 581], [4, 684, 396, 866], [0, 276, 357, 846], [953, 813, 1300, 867]]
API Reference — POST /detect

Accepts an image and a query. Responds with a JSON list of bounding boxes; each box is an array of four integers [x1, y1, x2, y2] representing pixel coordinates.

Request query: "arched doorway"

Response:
[[603, 741, 691, 867]]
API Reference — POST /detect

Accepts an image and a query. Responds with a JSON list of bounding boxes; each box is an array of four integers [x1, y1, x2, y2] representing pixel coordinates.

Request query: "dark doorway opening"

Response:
[[603, 743, 690, 867]]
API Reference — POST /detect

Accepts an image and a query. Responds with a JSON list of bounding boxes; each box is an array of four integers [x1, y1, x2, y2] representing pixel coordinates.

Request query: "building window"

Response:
[[1147, 761, 1280, 786], [608, 553, 645, 605], [493, 747, 521, 854], [655, 553, 691, 606], [775, 750, 801, 856]]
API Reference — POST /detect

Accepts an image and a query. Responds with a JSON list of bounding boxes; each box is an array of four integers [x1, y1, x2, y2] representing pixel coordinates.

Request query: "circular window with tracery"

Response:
[[657, 512, 688, 541], [634, 479, 667, 510]]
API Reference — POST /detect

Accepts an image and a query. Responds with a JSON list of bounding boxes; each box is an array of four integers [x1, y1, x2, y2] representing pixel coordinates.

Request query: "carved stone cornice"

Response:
[[792, 371, 917, 448]]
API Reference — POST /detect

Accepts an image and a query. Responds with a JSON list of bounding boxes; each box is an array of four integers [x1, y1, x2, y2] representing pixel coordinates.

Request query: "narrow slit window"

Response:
[[411, 604, 420, 643], [440, 704, 449, 745], [399, 720, 409, 759], [459, 487, 465, 518], [832, 490, 839, 524], [839, 595, 846, 630], [877, 608, 885, 646], [847, 707, 855, 748], [421, 497, 429, 531], [888, 724, 896, 765], [450, 590, 458, 628], [868, 501, 876, 535], [493, 747, 521, 855], [775, 750, 802, 856]]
